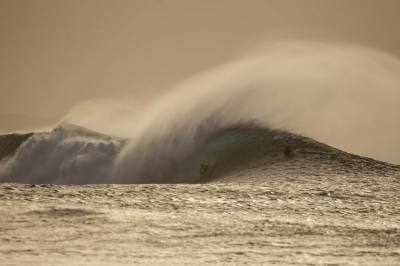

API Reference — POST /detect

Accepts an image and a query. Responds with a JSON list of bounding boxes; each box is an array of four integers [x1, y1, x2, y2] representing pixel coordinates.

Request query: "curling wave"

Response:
[[1, 41, 400, 184], [114, 42, 400, 182]]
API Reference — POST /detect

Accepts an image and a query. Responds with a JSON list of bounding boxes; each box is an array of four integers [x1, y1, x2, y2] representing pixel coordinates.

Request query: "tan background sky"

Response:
[[1, 0, 400, 132]]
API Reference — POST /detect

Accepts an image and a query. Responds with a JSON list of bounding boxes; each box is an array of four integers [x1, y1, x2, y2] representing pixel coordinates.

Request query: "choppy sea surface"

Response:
[[1, 179, 399, 265]]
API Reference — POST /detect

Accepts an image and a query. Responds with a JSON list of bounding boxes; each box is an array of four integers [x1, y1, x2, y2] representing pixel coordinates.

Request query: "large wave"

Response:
[[1, 41, 400, 184], [114, 42, 400, 182]]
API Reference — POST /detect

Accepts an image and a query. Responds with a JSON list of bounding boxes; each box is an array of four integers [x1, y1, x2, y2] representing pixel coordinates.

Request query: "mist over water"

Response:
[[2, 41, 400, 184], [114, 42, 400, 182]]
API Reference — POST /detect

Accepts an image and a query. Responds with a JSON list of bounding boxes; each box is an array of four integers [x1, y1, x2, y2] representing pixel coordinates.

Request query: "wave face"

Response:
[[113, 121, 400, 184], [113, 123, 333, 184], [0, 124, 123, 184]]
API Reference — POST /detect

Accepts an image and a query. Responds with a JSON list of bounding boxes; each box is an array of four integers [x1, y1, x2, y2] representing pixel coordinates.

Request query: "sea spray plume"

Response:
[[1, 41, 400, 184], [62, 98, 153, 138], [114, 42, 400, 183]]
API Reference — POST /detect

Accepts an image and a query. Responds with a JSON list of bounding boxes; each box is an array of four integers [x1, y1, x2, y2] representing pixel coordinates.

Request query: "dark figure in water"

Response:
[[200, 163, 210, 176], [284, 146, 293, 157]]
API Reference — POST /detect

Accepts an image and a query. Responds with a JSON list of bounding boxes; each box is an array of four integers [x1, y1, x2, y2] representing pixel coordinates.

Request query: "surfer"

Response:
[[200, 163, 210, 176], [284, 146, 293, 157]]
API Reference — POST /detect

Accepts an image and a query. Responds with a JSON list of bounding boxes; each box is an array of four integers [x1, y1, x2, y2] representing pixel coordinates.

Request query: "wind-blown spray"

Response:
[[1, 41, 400, 184], [114, 42, 400, 183]]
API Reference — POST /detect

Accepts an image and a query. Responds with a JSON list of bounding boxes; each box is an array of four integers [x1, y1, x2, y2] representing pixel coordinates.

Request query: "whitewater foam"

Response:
[[0, 123, 123, 184]]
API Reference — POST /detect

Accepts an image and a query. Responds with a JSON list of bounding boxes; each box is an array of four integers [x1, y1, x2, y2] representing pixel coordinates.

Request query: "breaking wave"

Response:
[[114, 42, 400, 182], [1, 41, 400, 184], [0, 124, 123, 184]]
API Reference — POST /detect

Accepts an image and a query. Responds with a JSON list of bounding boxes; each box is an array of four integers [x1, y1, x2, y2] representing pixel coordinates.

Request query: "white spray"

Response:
[[1, 41, 400, 183], [114, 41, 400, 182]]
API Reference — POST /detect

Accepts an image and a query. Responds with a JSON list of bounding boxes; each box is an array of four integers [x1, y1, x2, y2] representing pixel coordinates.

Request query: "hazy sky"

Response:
[[1, 0, 400, 131]]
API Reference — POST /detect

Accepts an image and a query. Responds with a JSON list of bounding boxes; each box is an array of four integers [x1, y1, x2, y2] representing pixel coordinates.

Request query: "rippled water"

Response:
[[1, 172, 399, 265]]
